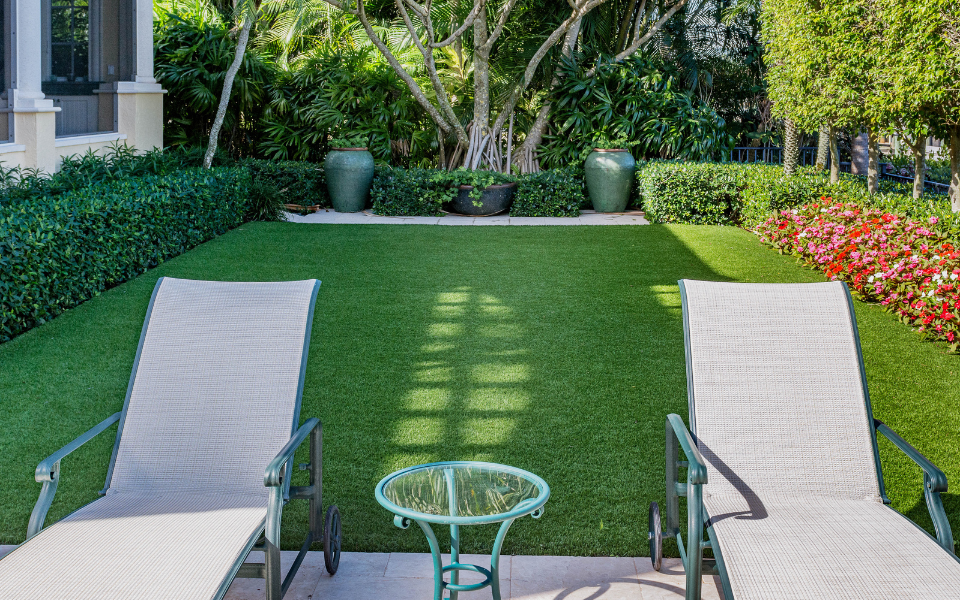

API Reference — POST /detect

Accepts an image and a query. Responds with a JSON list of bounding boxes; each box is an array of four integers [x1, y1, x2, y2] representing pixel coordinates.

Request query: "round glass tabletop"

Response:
[[376, 461, 549, 525]]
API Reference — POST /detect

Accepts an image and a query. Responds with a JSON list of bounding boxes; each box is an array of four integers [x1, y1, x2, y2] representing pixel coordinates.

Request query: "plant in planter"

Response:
[[325, 135, 375, 213], [584, 134, 638, 213], [431, 169, 518, 216]]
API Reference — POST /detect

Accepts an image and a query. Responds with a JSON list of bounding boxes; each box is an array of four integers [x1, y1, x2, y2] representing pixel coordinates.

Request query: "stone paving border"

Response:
[[285, 209, 649, 226], [0, 546, 722, 599]]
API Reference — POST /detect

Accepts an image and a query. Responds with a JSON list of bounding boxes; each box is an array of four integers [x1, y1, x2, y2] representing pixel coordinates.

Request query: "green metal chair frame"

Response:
[[649, 280, 956, 600]]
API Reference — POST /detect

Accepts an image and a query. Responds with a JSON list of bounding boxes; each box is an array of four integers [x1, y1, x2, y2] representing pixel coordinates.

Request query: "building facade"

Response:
[[1, 0, 162, 172]]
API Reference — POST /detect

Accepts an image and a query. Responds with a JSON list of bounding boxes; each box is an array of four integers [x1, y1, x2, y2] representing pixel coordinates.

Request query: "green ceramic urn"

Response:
[[584, 149, 635, 213], [325, 147, 375, 213]]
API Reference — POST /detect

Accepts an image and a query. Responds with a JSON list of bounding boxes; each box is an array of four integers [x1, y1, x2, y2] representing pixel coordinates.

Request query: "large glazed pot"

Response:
[[584, 149, 636, 213], [449, 183, 516, 216], [325, 148, 375, 213]]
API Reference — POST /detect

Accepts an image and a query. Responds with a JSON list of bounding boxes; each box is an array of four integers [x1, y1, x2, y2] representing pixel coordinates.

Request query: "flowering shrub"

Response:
[[757, 198, 960, 352]]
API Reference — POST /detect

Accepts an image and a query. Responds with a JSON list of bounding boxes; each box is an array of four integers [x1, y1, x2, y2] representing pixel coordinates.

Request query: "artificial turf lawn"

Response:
[[1, 223, 958, 557]]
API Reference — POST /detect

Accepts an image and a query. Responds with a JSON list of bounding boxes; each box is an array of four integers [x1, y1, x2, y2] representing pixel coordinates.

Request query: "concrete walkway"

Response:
[[284, 209, 649, 226], [0, 546, 721, 599], [225, 552, 722, 600]]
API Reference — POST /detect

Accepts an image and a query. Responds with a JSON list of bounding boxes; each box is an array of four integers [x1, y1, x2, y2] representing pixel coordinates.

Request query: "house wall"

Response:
[[3, 0, 163, 173]]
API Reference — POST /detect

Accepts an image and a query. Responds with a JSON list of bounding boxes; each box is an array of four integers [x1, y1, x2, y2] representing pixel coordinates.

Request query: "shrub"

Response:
[[635, 161, 953, 230], [240, 158, 328, 207], [636, 161, 742, 225], [757, 200, 959, 352], [370, 166, 447, 216], [0, 168, 252, 343], [541, 54, 734, 168], [511, 168, 584, 217]]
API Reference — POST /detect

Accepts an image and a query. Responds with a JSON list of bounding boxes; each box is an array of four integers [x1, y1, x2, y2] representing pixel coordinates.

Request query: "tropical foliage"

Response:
[[541, 54, 733, 168]]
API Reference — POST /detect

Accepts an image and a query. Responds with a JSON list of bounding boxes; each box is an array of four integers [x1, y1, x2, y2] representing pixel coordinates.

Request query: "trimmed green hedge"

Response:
[[0, 168, 252, 342], [371, 166, 447, 216], [637, 161, 954, 230], [371, 165, 587, 217], [511, 168, 584, 217], [242, 158, 328, 207]]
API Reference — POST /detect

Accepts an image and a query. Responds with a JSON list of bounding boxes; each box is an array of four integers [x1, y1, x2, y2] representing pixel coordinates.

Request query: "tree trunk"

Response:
[[908, 137, 925, 200], [783, 119, 799, 176], [829, 125, 840, 184], [203, 13, 254, 169], [867, 127, 879, 195], [951, 127, 960, 213], [816, 124, 829, 171], [511, 17, 582, 171], [464, 6, 491, 169]]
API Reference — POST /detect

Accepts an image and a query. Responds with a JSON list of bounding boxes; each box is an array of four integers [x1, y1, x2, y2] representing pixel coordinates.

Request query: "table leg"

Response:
[[414, 519, 445, 600], [489, 518, 515, 600], [444, 468, 459, 600]]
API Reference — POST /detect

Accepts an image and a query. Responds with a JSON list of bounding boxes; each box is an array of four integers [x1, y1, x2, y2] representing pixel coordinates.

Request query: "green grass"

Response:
[[1, 224, 958, 557]]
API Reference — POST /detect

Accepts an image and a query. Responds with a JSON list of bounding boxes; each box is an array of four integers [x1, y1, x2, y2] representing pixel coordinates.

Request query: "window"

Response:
[[50, 0, 89, 82]]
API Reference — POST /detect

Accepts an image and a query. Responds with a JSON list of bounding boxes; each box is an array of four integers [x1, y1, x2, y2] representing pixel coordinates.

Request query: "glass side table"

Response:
[[375, 461, 549, 600]]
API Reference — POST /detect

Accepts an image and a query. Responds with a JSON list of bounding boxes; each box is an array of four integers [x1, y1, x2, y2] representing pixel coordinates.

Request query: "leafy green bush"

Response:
[[637, 162, 742, 225], [261, 47, 433, 164], [0, 168, 252, 343], [370, 166, 447, 216], [541, 54, 735, 169], [636, 161, 953, 229], [240, 158, 328, 207], [511, 168, 584, 217], [155, 11, 274, 154]]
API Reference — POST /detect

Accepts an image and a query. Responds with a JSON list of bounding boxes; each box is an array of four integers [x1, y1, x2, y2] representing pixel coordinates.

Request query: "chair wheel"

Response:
[[323, 505, 341, 575], [649, 502, 663, 571]]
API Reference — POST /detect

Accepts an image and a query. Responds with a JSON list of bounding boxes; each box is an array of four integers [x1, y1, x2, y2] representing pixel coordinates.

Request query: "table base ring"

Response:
[[442, 563, 493, 592]]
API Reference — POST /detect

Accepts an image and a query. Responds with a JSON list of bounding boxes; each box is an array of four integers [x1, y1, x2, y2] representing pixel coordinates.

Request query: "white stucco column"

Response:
[[112, 0, 164, 151], [8, 0, 58, 172], [132, 0, 158, 86], [10, 0, 55, 110]]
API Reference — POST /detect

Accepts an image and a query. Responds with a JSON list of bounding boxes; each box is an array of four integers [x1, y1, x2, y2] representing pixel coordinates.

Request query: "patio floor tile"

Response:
[[0, 545, 721, 599], [284, 209, 649, 225]]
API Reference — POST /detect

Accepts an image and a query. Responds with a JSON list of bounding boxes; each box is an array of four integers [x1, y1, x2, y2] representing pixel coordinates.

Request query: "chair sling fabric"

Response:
[[682, 280, 960, 599], [0, 277, 319, 600]]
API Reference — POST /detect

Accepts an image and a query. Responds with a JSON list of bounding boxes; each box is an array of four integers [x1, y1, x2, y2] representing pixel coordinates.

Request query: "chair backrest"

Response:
[[680, 280, 883, 502], [104, 277, 320, 496]]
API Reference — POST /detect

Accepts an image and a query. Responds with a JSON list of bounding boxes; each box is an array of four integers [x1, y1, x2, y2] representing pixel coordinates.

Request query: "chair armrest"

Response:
[[875, 419, 947, 493], [667, 414, 708, 485], [265, 418, 320, 487], [28, 412, 121, 538], [35, 412, 122, 482]]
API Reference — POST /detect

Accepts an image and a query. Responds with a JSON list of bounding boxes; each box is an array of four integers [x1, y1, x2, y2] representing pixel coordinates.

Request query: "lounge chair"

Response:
[[649, 280, 960, 599], [0, 277, 341, 600]]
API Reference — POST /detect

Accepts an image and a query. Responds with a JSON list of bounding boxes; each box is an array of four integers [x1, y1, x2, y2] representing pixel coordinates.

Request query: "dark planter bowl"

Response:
[[448, 183, 516, 216]]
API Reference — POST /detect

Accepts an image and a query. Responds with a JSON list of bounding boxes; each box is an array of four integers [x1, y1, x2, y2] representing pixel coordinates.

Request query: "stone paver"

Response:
[[285, 209, 649, 226], [0, 546, 721, 599]]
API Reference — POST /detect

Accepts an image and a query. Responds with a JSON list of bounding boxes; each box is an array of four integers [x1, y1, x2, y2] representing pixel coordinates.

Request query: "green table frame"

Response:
[[376, 461, 549, 600]]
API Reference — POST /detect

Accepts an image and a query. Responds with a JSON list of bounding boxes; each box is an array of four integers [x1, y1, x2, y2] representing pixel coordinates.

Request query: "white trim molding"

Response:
[[54, 131, 127, 147]]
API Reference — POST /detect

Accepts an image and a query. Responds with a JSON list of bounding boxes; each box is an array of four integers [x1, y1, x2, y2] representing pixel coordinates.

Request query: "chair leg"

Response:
[[309, 424, 323, 540], [684, 485, 704, 600], [265, 488, 284, 600]]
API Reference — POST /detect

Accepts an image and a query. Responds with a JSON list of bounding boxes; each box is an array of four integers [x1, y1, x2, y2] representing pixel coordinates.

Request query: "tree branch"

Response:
[[482, 0, 521, 50], [431, 0, 487, 48], [607, 0, 689, 66], [393, 0, 469, 144]]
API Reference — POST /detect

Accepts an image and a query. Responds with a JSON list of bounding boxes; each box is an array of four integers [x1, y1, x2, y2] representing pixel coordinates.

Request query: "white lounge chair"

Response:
[[650, 280, 960, 599], [0, 277, 341, 600]]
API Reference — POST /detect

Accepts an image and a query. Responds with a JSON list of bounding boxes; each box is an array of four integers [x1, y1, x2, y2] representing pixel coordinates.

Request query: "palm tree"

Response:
[[783, 118, 798, 175]]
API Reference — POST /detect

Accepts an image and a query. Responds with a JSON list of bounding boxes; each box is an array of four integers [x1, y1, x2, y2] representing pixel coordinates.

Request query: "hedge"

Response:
[[241, 158, 328, 207], [511, 167, 584, 217], [0, 168, 252, 342], [371, 165, 586, 217], [636, 161, 955, 231]]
